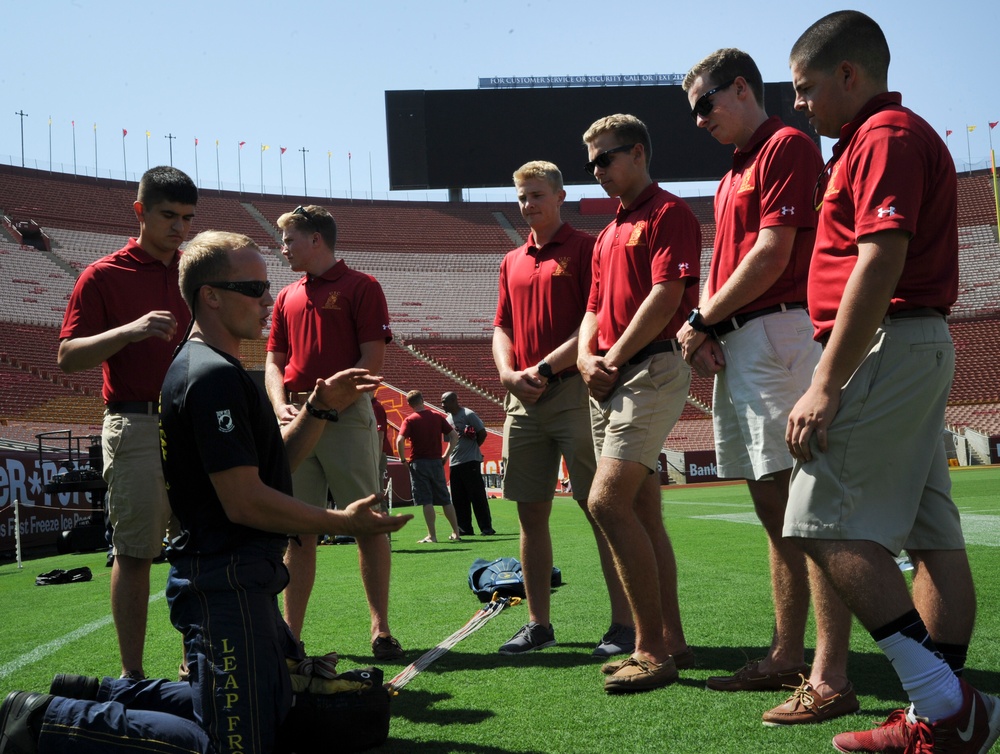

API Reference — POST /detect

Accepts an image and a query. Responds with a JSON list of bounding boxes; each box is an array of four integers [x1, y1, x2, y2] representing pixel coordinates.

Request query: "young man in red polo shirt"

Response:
[[58, 166, 197, 681], [265, 204, 402, 661], [783, 11, 1000, 752], [678, 48, 856, 726], [493, 160, 632, 658], [577, 114, 699, 693], [396, 390, 461, 543]]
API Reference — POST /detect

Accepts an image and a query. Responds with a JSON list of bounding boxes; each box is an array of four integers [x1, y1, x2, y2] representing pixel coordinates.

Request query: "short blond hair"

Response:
[[582, 114, 651, 168], [513, 160, 563, 192], [406, 389, 423, 407], [276, 204, 337, 249]]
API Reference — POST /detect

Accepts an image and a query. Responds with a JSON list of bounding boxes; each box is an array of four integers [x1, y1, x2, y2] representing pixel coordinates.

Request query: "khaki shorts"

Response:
[[591, 351, 690, 472], [713, 308, 821, 480], [502, 374, 596, 503], [784, 316, 965, 555], [292, 398, 382, 510], [102, 412, 175, 559]]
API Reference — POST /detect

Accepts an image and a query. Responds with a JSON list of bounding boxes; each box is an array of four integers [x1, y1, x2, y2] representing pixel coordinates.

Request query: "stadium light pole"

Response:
[[300, 147, 309, 196], [165, 133, 176, 166], [15, 110, 28, 167]]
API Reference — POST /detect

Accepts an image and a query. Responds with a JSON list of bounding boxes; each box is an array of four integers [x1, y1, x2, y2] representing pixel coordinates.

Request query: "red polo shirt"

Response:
[[59, 238, 189, 404], [493, 222, 594, 370], [267, 259, 392, 392], [587, 183, 700, 351], [709, 116, 822, 314], [809, 92, 959, 340], [398, 409, 453, 461]]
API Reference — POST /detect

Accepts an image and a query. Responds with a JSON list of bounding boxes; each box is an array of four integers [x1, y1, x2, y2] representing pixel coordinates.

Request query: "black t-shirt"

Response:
[[160, 340, 291, 555]]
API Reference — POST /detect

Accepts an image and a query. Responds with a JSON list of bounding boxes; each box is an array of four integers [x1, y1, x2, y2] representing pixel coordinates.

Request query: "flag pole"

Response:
[[966, 126, 974, 176], [145, 131, 151, 171], [279, 147, 286, 197], [72, 120, 77, 176], [215, 140, 221, 193], [327, 150, 332, 199], [992, 149, 999, 248], [194, 138, 200, 187], [48, 116, 52, 173], [93, 123, 98, 179], [121, 129, 127, 181]]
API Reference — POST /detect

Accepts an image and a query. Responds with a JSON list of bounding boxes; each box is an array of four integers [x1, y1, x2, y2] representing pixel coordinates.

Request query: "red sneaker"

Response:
[[910, 679, 1000, 753], [833, 707, 913, 753]]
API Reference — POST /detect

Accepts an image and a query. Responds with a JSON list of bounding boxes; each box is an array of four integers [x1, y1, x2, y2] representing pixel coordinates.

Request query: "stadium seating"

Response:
[[1, 163, 998, 456]]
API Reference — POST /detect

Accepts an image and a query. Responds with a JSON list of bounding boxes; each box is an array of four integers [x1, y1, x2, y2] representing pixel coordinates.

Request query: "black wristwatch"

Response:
[[687, 308, 712, 335], [536, 359, 554, 380], [305, 399, 339, 422]]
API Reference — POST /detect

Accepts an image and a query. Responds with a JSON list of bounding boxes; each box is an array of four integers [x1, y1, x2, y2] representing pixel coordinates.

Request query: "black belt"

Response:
[[545, 368, 580, 385], [817, 307, 947, 347], [884, 307, 946, 323], [106, 401, 157, 415], [601, 339, 679, 368], [711, 302, 806, 337]]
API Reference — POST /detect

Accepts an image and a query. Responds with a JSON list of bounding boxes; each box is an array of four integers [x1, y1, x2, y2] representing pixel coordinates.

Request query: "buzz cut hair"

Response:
[[277, 204, 338, 250], [137, 166, 198, 208], [513, 160, 564, 192], [790, 10, 890, 84], [683, 48, 765, 107], [582, 114, 652, 168], [178, 230, 258, 312]]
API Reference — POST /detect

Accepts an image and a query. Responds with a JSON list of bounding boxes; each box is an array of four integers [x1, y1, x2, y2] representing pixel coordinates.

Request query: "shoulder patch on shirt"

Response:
[[553, 257, 571, 276], [738, 162, 756, 193], [322, 291, 342, 310], [216, 410, 235, 434], [626, 221, 646, 247]]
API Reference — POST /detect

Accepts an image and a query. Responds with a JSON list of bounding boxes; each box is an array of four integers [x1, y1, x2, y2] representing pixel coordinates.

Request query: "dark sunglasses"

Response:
[[812, 155, 838, 211], [205, 280, 271, 298], [583, 143, 636, 175], [690, 79, 735, 120]]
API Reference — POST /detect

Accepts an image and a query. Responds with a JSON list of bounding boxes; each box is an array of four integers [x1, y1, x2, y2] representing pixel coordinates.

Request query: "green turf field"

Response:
[[2, 467, 998, 753]]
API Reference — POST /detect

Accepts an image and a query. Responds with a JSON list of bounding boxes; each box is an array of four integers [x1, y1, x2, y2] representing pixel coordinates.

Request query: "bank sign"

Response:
[[0, 448, 101, 553]]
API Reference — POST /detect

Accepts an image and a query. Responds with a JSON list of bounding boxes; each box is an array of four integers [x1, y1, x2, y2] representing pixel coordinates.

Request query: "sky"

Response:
[[2, 0, 999, 204]]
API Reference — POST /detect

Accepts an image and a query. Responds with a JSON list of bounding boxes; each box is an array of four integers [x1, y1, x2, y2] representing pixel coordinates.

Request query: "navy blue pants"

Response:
[[39, 539, 301, 754]]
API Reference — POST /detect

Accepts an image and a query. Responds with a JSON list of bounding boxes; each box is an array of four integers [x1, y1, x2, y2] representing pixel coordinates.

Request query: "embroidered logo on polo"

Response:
[[824, 162, 843, 202], [626, 221, 646, 247], [552, 257, 572, 276], [216, 410, 234, 433], [322, 291, 342, 310], [738, 162, 756, 193], [877, 205, 897, 218]]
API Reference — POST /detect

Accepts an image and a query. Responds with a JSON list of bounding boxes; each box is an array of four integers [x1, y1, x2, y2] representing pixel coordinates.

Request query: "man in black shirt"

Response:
[[0, 231, 412, 754]]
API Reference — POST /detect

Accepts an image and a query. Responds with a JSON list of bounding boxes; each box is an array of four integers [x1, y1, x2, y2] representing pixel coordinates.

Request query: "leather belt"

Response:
[[884, 307, 946, 324], [106, 401, 157, 415], [601, 339, 679, 368], [288, 391, 311, 404], [711, 302, 806, 338]]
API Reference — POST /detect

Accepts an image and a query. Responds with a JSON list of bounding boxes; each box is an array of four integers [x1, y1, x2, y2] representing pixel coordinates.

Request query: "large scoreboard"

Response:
[[386, 83, 814, 191]]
